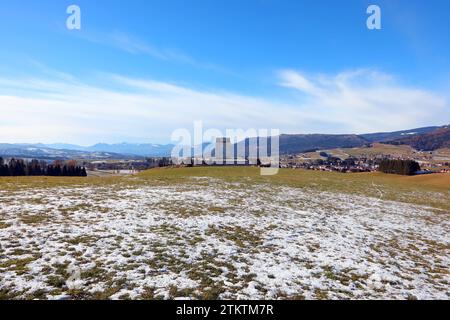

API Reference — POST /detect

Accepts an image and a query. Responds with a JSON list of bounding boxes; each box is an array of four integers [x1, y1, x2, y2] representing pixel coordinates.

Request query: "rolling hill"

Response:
[[278, 134, 369, 154], [1, 125, 449, 159], [385, 126, 450, 151], [360, 126, 444, 142]]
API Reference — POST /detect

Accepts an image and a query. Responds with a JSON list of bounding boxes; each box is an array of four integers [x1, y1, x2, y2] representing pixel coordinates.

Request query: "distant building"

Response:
[[215, 137, 233, 165], [215, 137, 246, 165]]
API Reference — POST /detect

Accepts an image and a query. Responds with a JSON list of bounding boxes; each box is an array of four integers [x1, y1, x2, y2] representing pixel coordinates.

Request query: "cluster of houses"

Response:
[[280, 150, 450, 174], [280, 157, 378, 173], [82, 138, 449, 175], [85, 158, 172, 173]]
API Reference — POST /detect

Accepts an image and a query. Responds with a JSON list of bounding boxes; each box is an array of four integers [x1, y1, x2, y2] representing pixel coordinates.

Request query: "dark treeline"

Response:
[[378, 159, 421, 176], [0, 158, 87, 177], [146, 157, 172, 168]]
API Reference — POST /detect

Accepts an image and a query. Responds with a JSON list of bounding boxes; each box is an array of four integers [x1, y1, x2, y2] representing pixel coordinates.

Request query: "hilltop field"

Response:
[[0, 167, 449, 300]]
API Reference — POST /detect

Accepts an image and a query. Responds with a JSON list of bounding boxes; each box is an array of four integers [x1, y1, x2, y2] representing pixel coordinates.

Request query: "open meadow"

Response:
[[0, 167, 449, 300]]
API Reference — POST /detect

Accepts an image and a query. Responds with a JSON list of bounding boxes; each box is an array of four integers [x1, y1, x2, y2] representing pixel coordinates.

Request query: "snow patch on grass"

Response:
[[0, 180, 448, 300]]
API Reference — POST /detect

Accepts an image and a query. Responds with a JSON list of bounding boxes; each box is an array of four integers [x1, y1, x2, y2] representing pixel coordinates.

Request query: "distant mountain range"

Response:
[[360, 126, 446, 143], [0, 125, 448, 160], [44, 143, 174, 157], [278, 125, 448, 154], [385, 126, 450, 151], [0, 143, 144, 161]]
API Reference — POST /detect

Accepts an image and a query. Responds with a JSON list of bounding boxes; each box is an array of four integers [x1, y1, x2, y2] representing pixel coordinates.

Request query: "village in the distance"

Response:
[[1, 124, 449, 177]]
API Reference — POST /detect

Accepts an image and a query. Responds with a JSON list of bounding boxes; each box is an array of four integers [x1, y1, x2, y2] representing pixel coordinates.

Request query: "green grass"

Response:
[[138, 167, 449, 210], [1, 167, 449, 210], [0, 221, 11, 229], [0, 166, 448, 300], [19, 214, 49, 225], [0, 256, 38, 275], [205, 225, 263, 248]]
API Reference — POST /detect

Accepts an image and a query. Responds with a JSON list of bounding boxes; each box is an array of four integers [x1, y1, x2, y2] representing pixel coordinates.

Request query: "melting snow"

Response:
[[0, 179, 448, 300]]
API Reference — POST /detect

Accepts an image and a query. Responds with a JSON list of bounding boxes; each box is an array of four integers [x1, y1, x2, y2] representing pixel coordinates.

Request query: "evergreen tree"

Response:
[[379, 159, 420, 176], [0, 157, 9, 176], [8, 158, 26, 176]]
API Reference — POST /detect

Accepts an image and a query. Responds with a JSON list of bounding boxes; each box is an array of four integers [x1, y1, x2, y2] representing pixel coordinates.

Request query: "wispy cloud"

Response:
[[107, 31, 171, 60], [278, 69, 449, 133], [0, 68, 448, 144], [75, 30, 233, 74], [0, 74, 307, 144]]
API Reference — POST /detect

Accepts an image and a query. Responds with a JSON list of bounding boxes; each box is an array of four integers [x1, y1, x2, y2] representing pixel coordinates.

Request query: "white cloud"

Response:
[[0, 69, 448, 144], [278, 69, 449, 133], [0, 74, 307, 144]]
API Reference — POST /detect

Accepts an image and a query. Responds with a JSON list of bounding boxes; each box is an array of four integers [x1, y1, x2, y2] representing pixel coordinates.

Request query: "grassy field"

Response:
[[434, 148, 450, 162], [1, 167, 449, 209], [0, 167, 449, 300]]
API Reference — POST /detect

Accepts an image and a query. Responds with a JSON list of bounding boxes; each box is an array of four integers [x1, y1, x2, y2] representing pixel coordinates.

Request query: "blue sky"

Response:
[[0, 0, 449, 144]]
